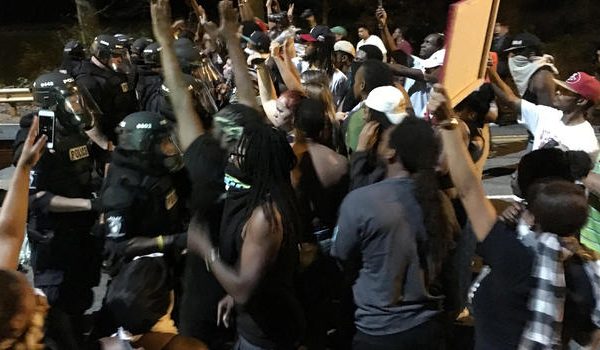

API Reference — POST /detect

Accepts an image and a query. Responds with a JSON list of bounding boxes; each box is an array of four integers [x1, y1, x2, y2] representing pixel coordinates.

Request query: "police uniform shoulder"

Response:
[[102, 185, 135, 210], [19, 112, 36, 128]]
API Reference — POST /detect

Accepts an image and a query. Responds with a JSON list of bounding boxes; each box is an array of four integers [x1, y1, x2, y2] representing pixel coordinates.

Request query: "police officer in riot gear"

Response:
[[100, 111, 188, 275], [12, 71, 103, 350], [131, 37, 154, 65], [159, 73, 217, 128], [75, 34, 139, 145], [59, 40, 86, 78], [136, 42, 164, 112], [88, 111, 189, 339]]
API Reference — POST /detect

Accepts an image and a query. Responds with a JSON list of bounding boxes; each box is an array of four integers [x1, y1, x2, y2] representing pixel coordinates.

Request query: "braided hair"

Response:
[[388, 117, 454, 280], [237, 123, 300, 244]]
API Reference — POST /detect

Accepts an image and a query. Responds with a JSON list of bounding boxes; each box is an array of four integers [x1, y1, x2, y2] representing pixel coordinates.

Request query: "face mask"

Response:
[[508, 55, 530, 76]]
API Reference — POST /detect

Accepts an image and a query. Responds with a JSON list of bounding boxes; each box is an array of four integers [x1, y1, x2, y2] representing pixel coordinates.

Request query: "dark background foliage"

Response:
[[0, 0, 598, 85]]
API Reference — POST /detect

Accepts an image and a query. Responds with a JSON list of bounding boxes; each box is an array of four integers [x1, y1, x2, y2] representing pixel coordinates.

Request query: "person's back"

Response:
[[333, 178, 442, 335]]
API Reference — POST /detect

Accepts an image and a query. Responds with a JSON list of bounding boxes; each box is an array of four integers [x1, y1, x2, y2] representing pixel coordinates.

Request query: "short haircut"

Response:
[[359, 59, 394, 93], [517, 148, 591, 198], [358, 45, 383, 61], [528, 180, 588, 236]]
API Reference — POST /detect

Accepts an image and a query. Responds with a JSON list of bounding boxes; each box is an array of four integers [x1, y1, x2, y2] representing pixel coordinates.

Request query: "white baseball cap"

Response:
[[364, 86, 409, 125], [333, 40, 356, 58]]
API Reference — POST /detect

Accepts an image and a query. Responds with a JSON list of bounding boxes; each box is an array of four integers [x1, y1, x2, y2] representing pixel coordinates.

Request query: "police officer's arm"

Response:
[[33, 193, 96, 213], [151, 0, 206, 151], [487, 67, 522, 115], [188, 206, 281, 304], [0, 117, 46, 270], [219, 0, 259, 110]]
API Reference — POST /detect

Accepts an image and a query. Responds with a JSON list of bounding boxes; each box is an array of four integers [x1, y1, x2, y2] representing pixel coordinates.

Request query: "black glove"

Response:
[[90, 196, 103, 212], [29, 192, 54, 214]]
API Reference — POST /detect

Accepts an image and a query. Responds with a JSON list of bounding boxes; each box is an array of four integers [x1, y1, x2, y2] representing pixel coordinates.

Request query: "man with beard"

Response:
[[298, 26, 348, 108]]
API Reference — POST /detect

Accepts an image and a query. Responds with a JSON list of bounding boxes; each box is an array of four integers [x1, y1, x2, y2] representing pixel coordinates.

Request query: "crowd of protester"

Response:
[[3, 0, 600, 349]]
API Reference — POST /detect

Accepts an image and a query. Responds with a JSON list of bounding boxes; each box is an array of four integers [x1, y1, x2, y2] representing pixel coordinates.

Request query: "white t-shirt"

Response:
[[330, 69, 348, 108], [356, 35, 388, 57], [521, 99, 599, 161]]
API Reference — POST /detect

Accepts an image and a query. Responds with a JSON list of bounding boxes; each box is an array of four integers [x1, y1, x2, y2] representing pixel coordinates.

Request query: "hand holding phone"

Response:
[[38, 110, 55, 149]]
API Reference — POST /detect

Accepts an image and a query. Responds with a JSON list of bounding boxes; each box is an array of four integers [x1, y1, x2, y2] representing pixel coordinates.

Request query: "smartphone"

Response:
[[378, 0, 383, 7], [38, 109, 55, 149]]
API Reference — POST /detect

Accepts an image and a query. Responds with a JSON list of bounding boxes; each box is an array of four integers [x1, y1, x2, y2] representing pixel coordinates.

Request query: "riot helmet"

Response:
[[174, 40, 202, 74], [63, 40, 86, 61], [143, 43, 162, 68], [131, 37, 154, 64], [159, 74, 216, 126], [114, 34, 134, 51], [32, 71, 98, 131], [116, 112, 183, 172], [90, 34, 133, 75]]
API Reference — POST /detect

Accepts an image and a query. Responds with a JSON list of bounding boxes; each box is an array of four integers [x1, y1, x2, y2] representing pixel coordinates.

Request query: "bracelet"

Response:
[[156, 235, 164, 251], [437, 118, 459, 130], [205, 248, 219, 272]]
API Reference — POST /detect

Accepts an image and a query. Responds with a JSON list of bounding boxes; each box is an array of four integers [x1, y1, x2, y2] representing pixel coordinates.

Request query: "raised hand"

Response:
[[428, 84, 456, 123], [17, 116, 46, 169], [376, 7, 387, 27], [151, 0, 174, 45], [218, 0, 240, 39]]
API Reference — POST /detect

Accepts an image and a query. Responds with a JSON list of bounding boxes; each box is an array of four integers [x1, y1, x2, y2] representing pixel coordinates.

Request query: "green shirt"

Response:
[[345, 104, 366, 154], [581, 161, 600, 253]]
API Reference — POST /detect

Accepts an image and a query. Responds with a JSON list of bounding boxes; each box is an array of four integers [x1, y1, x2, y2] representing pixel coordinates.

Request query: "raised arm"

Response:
[[272, 39, 303, 92], [376, 7, 397, 55], [428, 84, 497, 242], [151, 0, 205, 151], [254, 60, 278, 120], [0, 117, 46, 269], [487, 67, 522, 114], [220, 0, 259, 110]]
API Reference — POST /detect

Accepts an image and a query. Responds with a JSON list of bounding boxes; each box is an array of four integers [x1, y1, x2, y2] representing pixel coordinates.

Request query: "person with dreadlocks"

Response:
[[331, 117, 458, 349], [296, 26, 349, 109], [188, 119, 305, 349], [151, 0, 263, 347]]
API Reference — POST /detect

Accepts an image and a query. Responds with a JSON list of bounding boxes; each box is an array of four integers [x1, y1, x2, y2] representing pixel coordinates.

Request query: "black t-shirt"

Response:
[[473, 221, 597, 349], [179, 134, 229, 345]]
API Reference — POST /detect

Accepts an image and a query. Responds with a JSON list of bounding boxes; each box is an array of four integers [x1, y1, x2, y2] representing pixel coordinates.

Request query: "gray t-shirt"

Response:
[[331, 177, 442, 336]]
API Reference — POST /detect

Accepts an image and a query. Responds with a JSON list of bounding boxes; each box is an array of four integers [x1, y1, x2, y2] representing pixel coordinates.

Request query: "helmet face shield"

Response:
[[58, 84, 100, 131], [109, 48, 133, 75]]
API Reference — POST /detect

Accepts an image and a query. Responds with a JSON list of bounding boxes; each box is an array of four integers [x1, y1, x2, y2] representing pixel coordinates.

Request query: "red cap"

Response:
[[555, 72, 600, 102], [299, 33, 317, 42]]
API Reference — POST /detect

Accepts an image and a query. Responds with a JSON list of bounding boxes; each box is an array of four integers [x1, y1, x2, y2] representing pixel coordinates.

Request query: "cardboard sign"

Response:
[[441, 0, 500, 107]]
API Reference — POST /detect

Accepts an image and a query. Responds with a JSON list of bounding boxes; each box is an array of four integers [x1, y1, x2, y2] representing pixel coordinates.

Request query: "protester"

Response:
[[13, 72, 105, 349], [331, 26, 348, 42], [356, 24, 387, 61], [332, 117, 458, 349], [489, 68, 600, 161], [0, 117, 48, 350], [430, 84, 600, 349]]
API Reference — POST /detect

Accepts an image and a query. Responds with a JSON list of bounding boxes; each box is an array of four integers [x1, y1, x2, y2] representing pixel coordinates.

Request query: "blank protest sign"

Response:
[[441, 0, 500, 107]]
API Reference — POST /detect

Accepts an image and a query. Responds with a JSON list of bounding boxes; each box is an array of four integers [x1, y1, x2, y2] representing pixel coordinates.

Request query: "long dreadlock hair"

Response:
[[388, 117, 454, 282], [237, 122, 300, 245]]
